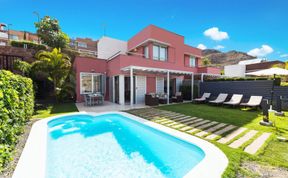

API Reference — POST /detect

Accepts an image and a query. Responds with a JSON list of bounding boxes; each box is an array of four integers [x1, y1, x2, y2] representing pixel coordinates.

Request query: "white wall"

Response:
[[224, 64, 246, 77], [97, 36, 127, 59], [156, 77, 164, 93], [119, 75, 125, 105]]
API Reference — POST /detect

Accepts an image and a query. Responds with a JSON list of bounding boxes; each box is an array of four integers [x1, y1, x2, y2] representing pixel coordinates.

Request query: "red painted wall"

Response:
[[146, 77, 156, 93], [74, 57, 107, 102]]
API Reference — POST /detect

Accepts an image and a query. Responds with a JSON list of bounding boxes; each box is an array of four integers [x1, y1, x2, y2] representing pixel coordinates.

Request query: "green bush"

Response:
[[10, 40, 47, 51], [0, 70, 34, 171], [205, 77, 279, 82]]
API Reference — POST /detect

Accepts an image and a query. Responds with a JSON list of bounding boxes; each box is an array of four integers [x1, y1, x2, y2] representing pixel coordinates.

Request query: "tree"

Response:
[[33, 48, 71, 98], [202, 57, 211, 66], [35, 16, 70, 49]]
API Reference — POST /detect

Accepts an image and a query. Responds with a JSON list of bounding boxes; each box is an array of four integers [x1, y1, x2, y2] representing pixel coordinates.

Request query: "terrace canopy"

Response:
[[121, 65, 194, 106]]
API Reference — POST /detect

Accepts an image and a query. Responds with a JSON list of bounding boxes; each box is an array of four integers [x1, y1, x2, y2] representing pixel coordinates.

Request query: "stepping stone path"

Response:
[[244, 133, 271, 154], [218, 127, 247, 144], [127, 108, 271, 155], [206, 125, 237, 140], [229, 130, 258, 148], [196, 123, 227, 137]]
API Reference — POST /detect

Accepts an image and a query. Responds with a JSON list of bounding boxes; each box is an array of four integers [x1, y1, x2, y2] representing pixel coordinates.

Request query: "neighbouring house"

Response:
[[74, 25, 220, 105], [224, 58, 284, 77], [0, 23, 8, 46], [70, 37, 98, 56]]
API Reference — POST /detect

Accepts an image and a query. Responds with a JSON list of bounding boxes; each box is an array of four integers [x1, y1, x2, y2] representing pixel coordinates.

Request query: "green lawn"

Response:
[[32, 102, 79, 119], [157, 103, 288, 177]]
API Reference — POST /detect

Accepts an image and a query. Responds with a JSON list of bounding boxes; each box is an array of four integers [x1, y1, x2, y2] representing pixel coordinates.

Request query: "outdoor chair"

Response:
[[158, 93, 169, 104], [194, 93, 211, 103], [83, 94, 92, 106], [172, 92, 183, 103], [223, 94, 243, 107], [145, 93, 159, 106], [240, 96, 263, 109], [209, 93, 228, 105]]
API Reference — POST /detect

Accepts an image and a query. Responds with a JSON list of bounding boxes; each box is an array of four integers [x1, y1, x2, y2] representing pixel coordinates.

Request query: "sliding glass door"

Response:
[[80, 73, 103, 94]]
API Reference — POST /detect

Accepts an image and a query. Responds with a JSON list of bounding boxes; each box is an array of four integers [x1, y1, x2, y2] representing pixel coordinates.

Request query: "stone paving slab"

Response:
[[244, 133, 271, 154], [206, 125, 237, 140], [197, 121, 218, 130], [159, 120, 174, 125], [229, 130, 258, 149], [196, 123, 227, 137], [218, 127, 247, 144], [172, 123, 186, 129], [177, 117, 198, 123], [180, 126, 193, 131], [189, 120, 210, 128], [182, 118, 203, 125], [186, 128, 200, 134]]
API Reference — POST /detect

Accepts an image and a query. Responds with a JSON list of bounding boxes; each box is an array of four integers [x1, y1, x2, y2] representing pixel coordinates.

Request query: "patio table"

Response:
[[88, 94, 104, 105]]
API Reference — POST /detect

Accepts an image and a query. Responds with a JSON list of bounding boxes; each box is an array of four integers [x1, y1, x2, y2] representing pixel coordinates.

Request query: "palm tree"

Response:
[[33, 48, 71, 98], [202, 57, 211, 66]]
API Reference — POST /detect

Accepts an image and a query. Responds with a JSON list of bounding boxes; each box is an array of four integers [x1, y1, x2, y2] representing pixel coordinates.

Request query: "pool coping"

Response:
[[13, 111, 228, 178]]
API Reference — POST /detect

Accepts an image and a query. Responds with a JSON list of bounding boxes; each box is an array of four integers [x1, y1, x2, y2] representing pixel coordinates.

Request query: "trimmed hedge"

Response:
[[10, 40, 47, 51], [205, 77, 281, 86], [0, 70, 34, 171]]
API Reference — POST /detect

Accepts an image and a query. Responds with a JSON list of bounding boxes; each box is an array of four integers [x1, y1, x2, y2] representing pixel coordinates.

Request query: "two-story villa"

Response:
[[74, 25, 220, 105]]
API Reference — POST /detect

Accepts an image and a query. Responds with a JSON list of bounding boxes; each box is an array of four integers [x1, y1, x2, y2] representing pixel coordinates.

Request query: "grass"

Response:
[[157, 103, 288, 177], [32, 102, 79, 119]]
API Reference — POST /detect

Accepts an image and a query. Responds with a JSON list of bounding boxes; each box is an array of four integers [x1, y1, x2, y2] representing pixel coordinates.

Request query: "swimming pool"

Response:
[[13, 112, 228, 178]]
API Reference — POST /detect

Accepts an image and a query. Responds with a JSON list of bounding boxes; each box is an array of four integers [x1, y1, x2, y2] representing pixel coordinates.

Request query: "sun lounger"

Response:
[[240, 96, 263, 108], [194, 93, 211, 102], [209, 93, 228, 105], [223, 94, 243, 106]]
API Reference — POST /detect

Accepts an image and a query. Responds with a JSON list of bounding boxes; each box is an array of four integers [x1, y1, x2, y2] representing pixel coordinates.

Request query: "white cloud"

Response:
[[280, 54, 288, 58], [214, 45, 225, 50], [197, 44, 207, 50], [247, 45, 274, 57], [204, 27, 229, 41]]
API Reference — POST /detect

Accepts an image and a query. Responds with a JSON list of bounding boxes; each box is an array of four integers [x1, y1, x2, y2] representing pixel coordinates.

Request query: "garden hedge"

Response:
[[10, 40, 47, 51], [0, 70, 34, 170]]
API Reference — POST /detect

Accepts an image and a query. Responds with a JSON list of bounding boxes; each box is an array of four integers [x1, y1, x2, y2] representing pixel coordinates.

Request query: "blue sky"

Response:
[[1, 0, 288, 60]]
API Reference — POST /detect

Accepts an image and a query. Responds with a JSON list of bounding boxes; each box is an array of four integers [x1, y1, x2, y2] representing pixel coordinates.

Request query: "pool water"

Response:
[[46, 114, 205, 178]]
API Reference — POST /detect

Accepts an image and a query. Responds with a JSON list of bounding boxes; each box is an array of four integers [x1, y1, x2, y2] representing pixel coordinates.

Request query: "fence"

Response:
[[0, 54, 23, 71], [200, 80, 288, 109]]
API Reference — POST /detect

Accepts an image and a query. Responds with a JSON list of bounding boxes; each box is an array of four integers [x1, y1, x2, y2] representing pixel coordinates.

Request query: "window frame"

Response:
[[153, 44, 168, 61], [78, 42, 87, 48], [144, 46, 149, 58], [189, 56, 196, 67], [80, 72, 103, 94]]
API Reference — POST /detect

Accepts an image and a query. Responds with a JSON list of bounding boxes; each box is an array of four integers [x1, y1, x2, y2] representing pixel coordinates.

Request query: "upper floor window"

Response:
[[9, 34, 19, 40], [153, 44, 167, 61], [78, 42, 87, 48], [189, 56, 196, 67], [144, 46, 149, 58]]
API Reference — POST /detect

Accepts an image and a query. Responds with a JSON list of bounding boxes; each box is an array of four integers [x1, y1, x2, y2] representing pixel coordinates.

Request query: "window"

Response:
[[144, 46, 149, 58], [9, 34, 19, 40], [78, 42, 87, 48], [153, 44, 167, 61], [189, 56, 196, 67], [80, 73, 103, 94]]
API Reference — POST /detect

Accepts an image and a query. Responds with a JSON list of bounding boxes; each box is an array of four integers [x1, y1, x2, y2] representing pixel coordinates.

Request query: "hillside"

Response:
[[203, 49, 255, 66]]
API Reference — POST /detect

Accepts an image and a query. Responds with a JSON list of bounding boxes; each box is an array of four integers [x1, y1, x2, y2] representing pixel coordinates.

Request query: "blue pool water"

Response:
[[46, 114, 205, 178]]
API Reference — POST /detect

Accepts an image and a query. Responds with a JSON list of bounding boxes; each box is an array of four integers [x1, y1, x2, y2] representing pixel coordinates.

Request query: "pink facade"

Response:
[[74, 25, 220, 103]]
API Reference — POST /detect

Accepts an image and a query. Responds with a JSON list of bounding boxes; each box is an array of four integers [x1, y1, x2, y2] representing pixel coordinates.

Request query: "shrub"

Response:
[[0, 70, 34, 171], [10, 40, 47, 51]]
